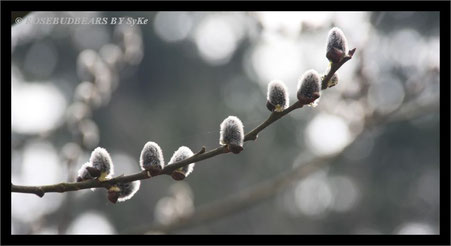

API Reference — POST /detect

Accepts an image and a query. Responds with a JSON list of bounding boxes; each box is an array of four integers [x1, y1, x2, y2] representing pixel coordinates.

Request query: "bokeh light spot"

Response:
[[305, 113, 352, 156], [66, 211, 116, 234], [12, 81, 67, 134], [154, 12, 193, 42]]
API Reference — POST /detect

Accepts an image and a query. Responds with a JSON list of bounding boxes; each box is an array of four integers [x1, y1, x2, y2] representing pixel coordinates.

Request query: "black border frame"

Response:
[[2, 1, 450, 245]]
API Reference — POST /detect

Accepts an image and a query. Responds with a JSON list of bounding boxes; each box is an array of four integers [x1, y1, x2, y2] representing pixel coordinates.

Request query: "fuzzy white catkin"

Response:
[[297, 69, 321, 101], [77, 162, 94, 180], [90, 147, 114, 177], [321, 66, 340, 90], [168, 146, 195, 176], [267, 80, 289, 112], [326, 27, 348, 62], [117, 181, 141, 202], [329, 73, 339, 88], [140, 141, 165, 171], [219, 116, 244, 147]]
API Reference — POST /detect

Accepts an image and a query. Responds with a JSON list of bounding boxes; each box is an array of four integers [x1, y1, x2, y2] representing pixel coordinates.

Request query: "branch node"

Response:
[[194, 146, 206, 157], [228, 144, 244, 154], [36, 188, 45, 198], [348, 47, 356, 57]]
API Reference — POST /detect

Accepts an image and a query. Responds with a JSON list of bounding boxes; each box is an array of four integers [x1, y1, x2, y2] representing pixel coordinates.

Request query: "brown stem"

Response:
[[244, 101, 303, 141]]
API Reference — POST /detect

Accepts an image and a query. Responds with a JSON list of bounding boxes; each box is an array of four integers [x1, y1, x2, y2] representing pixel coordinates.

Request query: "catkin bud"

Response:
[[266, 80, 289, 112], [168, 146, 195, 181], [89, 147, 114, 181], [297, 69, 321, 106], [323, 72, 339, 90], [219, 116, 244, 154], [326, 27, 348, 63], [107, 180, 141, 204], [76, 162, 96, 182], [140, 141, 165, 176], [321, 64, 340, 90]]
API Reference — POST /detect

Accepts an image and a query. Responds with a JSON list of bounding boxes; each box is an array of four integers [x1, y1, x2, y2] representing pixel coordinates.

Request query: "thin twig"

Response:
[[11, 50, 356, 197]]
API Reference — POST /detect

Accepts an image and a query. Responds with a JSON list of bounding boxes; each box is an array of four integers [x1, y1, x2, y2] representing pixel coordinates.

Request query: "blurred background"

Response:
[[11, 11, 440, 234]]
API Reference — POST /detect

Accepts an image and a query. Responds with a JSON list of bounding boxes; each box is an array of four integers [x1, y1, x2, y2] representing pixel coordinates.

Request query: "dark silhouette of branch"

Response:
[[11, 47, 356, 198]]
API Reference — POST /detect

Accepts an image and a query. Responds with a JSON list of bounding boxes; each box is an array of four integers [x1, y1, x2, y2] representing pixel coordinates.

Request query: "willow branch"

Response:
[[11, 50, 356, 197], [134, 95, 438, 235]]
